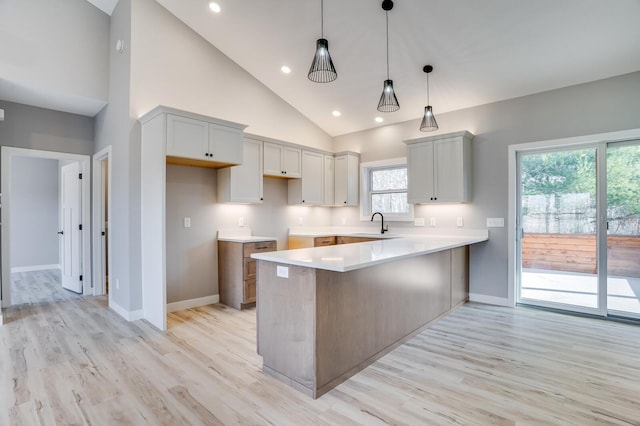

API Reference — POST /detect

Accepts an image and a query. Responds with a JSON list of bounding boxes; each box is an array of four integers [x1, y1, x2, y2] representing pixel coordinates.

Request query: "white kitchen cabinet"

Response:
[[218, 138, 263, 204], [405, 131, 473, 203], [334, 152, 359, 206], [288, 150, 323, 205], [323, 155, 335, 205], [165, 112, 244, 167], [263, 142, 301, 178]]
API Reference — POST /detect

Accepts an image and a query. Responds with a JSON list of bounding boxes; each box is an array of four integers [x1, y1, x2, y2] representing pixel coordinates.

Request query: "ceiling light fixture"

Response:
[[377, 0, 399, 112], [332, 110, 341, 117], [281, 65, 291, 74], [308, 0, 337, 83], [375, 117, 383, 123], [419, 65, 439, 132], [208, 2, 221, 13]]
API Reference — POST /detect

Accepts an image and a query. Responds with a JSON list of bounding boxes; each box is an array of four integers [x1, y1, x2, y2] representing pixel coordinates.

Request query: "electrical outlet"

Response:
[[487, 217, 505, 227], [298, 216, 303, 225], [183, 217, 191, 228], [457, 217, 464, 227], [115, 279, 120, 290], [238, 217, 244, 227], [277, 265, 289, 278], [414, 218, 425, 227], [341, 217, 347, 225], [429, 217, 436, 227]]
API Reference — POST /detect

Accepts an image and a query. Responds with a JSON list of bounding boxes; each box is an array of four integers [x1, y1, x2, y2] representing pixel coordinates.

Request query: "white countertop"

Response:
[[218, 236, 277, 243], [251, 233, 488, 272], [217, 228, 276, 243]]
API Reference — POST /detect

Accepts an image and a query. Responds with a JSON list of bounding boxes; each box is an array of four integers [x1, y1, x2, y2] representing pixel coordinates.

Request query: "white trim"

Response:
[[92, 146, 112, 298], [508, 128, 640, 313], [11, 264, 61, 273], [469, 293, 511, 307], [109, 300, 144, 321], [167, 295, 220, 313], [1, 147, 92, 307], [359, 157, 414, 222]]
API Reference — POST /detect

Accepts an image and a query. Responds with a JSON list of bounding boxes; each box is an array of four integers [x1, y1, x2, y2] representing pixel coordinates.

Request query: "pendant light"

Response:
[[308, 0, 337, 83], [419, 65, 439, 132], [377, 0, 399, 112]]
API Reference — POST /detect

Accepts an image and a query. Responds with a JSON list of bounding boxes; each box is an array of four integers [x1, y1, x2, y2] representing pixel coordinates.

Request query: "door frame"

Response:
[[1, 147, 92, 307], [508, 128, 640, 311], [92, 146, 112, 299]]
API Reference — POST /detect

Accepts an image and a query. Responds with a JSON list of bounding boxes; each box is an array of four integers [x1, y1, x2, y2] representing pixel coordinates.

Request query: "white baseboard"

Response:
[[109, 300, 144, 321], [469, 293, 511, 307], [11, 264, 61, 273], [167, 295, 219, 313]]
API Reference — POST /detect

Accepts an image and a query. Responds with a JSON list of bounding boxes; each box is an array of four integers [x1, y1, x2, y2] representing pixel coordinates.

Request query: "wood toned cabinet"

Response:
[[263, 142, 301, 178], [450, 246, 469, 307], [166, 112, 244, 167], [288, 236, 337, 249], [405, 131, 473, 203], [336, 236, 382, 244], [218, 240, 276, 310]]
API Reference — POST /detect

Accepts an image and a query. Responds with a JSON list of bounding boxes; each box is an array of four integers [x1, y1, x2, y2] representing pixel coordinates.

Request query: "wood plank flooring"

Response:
[[2, 275, 640, 424]]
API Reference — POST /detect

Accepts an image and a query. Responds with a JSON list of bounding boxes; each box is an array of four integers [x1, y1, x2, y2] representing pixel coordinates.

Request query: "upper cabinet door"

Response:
[[434, 139, 465, 202], [209, 124, 243, 165], [407, 142, 435, 203], [263, 142, 284, 176], [218, 138, 263, 204], [300, 151, 323, 205], [282, 147, 302, 178], [166, 114, 209, 159], [334, 153, 359, 206], [323, 155, 335, 205]]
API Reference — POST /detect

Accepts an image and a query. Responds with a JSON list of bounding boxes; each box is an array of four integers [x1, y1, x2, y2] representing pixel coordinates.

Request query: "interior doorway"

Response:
[[1, 147, 92, 308], [92, 146, 112, 301]]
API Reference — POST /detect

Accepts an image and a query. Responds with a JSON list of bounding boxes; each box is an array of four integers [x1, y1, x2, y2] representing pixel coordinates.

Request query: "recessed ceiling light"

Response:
[[375, 117, 384, 123], [332, 110, 341, 117], [209, 2, 221, 13], [281, 65, 291, 74]]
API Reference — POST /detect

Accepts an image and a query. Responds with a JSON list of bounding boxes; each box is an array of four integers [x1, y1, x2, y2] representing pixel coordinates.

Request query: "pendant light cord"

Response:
[[321, 0, 324, 38], [385, 11, 390, 79], [427, 72, 430, 104]]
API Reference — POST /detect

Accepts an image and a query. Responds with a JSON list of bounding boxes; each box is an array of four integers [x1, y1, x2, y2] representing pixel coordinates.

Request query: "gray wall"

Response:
[[9, 157, 59, 269], [0, 101, 94, 156], [166, 165, 332, 303], [333, 71, 640, 300]]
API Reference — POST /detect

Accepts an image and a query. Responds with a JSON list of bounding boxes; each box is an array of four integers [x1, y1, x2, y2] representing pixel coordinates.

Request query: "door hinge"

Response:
[[79, 224, 83, 231], [80, 275, 83, 281], [79, 173, 83, 179], [101, 231, 105, 236]]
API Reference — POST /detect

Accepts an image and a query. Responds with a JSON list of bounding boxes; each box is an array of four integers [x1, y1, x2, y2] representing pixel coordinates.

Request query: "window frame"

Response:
[[360, 157, 414, 222]]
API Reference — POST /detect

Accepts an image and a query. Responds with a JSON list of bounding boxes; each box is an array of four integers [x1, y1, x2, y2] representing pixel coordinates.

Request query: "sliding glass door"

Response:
[[607, 141, 640, 318], [518, 147, 600, 313], [517, 140, 640, 319]]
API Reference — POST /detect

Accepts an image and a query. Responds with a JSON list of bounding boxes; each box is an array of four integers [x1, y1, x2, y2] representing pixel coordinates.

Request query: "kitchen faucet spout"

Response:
[[370, 212, 388, 234]]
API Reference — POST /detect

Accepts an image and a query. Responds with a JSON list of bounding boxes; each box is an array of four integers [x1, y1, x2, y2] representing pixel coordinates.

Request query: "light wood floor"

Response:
[[2, 282, 640, 424], [10, 269, 83, 305]]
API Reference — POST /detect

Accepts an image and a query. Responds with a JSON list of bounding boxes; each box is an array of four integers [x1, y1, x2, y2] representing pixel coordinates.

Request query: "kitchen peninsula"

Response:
[[252, 232, 488, 398]]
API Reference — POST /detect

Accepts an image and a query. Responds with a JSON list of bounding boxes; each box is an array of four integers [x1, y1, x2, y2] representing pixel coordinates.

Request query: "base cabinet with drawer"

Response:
[[218, 240, 277, 310]]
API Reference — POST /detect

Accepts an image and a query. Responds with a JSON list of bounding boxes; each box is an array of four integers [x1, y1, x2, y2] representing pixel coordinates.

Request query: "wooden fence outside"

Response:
[[522, 233, 640, 277]]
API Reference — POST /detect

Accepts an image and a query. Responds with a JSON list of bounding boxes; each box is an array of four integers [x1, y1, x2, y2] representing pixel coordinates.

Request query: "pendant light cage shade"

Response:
[[377, 79, 400, 112], [308, 38, 337, 83], [420, 105, 438, 131], [419, 65, 438, 132]]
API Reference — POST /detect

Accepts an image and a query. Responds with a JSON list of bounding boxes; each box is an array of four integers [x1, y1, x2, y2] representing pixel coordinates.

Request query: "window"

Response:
[[360, 158, 413, 221]]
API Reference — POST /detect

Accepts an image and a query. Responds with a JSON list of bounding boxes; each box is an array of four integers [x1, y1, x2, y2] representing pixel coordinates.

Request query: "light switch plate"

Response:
[[457, 217, 464, 227], [487, 217, 505, 227], [238, 217, 244, 227], [429, 217, 437, 227], [277, 265, 289, 278], [414, 218, 425, 227], [183, 217, 191, 228]]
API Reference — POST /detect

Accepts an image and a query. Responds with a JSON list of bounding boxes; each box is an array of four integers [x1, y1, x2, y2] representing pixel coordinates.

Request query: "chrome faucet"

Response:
[[371, 212, 389, 234]]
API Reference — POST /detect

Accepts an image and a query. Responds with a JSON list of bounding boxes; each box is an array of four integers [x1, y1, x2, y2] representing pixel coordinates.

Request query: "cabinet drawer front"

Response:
[[244, 279, 256, 303], [336, 236, 380, 245], [243, 241, 277, 257], [314, 236, 336, 247], [244, 259, 257, 280]]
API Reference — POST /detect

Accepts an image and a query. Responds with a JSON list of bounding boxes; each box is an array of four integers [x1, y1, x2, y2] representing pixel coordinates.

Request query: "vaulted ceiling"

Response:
[[94, 1, 640, 136]]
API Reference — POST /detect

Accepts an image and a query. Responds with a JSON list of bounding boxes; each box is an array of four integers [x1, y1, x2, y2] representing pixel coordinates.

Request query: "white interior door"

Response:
[[61, 162, 83, 293]]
